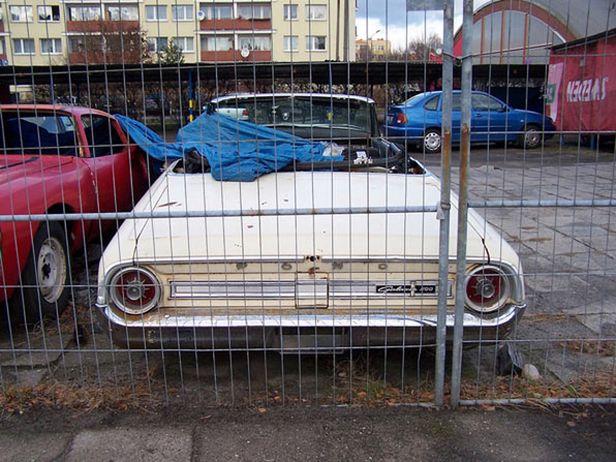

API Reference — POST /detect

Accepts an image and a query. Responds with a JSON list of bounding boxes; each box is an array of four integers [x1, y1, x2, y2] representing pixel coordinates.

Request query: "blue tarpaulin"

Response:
[[115, 112, 341, 182]]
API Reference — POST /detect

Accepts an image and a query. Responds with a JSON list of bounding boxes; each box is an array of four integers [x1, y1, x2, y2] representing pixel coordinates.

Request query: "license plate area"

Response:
[[295, 275, 329, 309]]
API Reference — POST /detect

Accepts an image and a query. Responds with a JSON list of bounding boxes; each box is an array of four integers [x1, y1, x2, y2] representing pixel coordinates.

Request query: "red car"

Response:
[[0, 105, 149, 324]]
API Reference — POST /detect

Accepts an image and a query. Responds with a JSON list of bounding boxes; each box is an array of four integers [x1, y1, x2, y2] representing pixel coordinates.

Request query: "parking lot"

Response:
[[0, 138, 613, 407]]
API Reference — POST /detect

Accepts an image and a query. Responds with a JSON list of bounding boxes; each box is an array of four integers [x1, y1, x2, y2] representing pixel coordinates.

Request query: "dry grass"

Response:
[[0, 381, 162, 415], [28, 303, 93, 341], [459, 370, 615, 402], [559, 339, 616, 357], [1, 366, 614, 413]]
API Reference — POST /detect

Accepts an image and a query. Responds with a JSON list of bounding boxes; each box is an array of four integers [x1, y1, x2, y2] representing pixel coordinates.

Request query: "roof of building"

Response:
[[552, 26, 616, 51], [474, 0, 616, 41], [530, 0, 616, 38]]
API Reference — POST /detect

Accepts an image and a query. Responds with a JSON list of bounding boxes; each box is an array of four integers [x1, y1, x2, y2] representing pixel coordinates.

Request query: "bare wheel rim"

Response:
[[424, 132, 441, 151], [37, 236, 67, 303], [525, 128, 540, 147]]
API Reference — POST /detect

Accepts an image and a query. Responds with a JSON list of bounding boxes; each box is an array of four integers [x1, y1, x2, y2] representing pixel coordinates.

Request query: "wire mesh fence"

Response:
[[0, 0, 614, 411]]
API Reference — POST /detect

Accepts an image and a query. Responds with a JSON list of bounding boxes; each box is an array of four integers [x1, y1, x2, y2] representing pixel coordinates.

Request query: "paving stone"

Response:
[[13, 368, 48, 387], [0, 432, 71, 462], [66, 427, 192, 462], [0, 334, 72, 368], [543, 350, 615, 383], [567, 300, 616, 336]]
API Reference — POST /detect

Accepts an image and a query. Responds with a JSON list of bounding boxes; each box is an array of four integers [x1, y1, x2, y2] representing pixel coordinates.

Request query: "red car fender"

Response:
[[0, 155, 97, 302]]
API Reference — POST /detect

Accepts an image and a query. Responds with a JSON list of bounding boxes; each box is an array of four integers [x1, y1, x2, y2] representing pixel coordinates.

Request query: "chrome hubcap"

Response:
[[525, 129, 540, 147], [37, 237, 67, 303], [424, 132, 441, 151]]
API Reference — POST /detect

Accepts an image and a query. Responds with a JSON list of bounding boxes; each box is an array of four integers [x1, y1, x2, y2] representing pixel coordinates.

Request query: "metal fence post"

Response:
[[450, 0, 474, 408], [434, 0, 454, 407]]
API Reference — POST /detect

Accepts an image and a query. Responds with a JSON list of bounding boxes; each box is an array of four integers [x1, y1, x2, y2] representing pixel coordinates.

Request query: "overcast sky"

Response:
[[356, 0, 492, 50]]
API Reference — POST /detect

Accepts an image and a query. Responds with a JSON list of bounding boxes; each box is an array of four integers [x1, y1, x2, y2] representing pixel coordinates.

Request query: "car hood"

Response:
[[0, 155, 73, 185], [103, 169, 519, 271]]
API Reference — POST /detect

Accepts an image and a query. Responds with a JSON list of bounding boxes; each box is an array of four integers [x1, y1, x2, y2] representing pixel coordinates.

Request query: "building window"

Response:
[[106, 6, 139, 21], [147, 37, 168, 53], [284, 4, 298, 21], [238, 36, 271, 51], [306, 35, 326, 51], [0, 39, 5, 55], [12, 38, 35, 55], [171, 37, 194, 52], [9, 6, 33, 23], [306, 5, 327, 21], [284, 35, 298, 52], [172, 5, 193, 21], [68, 35, 103, 52], [201, 36, 234, 52], [40, 38, 63, 54], [199, 5, 233, 20], [145, 5, 167, 21], [237, 4, 271, 20], [68, 6, 102, 21], [68, 37, 83, 52], [38, 5, 61, 22]]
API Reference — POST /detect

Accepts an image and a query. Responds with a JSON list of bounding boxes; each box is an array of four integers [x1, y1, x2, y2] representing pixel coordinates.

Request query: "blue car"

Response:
[[383, 91, 555, 153]]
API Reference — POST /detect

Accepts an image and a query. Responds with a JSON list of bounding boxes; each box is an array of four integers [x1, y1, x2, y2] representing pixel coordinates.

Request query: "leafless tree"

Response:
[[69, 21, 151, 64], [406, 33, 443, 61]]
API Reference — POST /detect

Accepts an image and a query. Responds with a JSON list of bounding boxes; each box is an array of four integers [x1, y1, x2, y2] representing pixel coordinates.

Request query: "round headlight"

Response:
[[109, 267, 161, 315], [464, 265, 511, 314]]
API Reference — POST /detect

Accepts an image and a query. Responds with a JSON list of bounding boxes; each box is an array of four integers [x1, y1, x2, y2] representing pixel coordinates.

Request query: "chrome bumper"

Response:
[[95, 303, 527, 350]]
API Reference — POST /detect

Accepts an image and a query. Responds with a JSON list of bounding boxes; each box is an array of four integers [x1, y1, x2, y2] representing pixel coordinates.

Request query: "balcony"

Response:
[[69, 50, 146, 65], [200, 18, 271, 31], [200, 50, 272, 62], [66, 20, 139, 33], [68, 52, 102, 65]]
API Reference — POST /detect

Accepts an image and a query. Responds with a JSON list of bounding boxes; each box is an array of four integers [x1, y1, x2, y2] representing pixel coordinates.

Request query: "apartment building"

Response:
[[355, 38, 392, 60], [0, 1, 356, 66]]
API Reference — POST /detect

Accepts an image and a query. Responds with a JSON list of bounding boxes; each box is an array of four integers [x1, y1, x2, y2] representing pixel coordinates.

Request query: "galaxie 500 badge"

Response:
[[375, 280, 452, 297]]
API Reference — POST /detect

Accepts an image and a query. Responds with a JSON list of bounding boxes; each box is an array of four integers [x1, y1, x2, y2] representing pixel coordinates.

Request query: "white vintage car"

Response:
[[95, 151, 526, 350]]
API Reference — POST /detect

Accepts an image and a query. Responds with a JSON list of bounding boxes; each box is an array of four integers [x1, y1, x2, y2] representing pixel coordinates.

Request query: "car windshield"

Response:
[[215, 96, 376, 135], [0, 111, 79, 156]]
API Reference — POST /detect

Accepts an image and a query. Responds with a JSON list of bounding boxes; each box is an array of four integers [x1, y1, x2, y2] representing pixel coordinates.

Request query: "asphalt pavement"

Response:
[[1, 405, 615, 461]]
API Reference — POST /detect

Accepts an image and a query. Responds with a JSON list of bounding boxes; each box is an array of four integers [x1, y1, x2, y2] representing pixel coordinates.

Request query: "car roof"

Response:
[[412, 90, 492, 97], [0, 104, 114, 118], [210, 93, 376, 104]]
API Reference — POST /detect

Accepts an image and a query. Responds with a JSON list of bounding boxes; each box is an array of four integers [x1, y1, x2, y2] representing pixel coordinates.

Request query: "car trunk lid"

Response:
[[133, 170, 493, 262]]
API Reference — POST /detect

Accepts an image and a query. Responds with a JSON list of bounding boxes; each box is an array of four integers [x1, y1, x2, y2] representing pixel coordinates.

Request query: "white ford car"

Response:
[[96, 93, 525, 350], [95, 160, 525, 350]]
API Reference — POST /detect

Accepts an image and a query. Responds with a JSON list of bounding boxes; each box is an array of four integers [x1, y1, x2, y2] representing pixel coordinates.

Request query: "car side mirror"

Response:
[[499, 105, 508, 112]]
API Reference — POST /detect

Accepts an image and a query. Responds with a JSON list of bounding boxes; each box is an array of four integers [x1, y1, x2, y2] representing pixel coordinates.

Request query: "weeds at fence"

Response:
[[0, 382, 162, 416], [459, 370, 615, 402], [560, 340, 616, 357], [0, 355, 613, 414]]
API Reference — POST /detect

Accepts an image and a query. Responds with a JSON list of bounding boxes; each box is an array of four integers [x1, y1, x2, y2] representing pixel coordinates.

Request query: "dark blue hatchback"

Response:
[[383, 91, 555, 153]]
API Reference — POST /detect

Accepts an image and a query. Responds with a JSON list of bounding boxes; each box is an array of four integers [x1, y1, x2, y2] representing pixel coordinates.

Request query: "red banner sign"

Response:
[[547, 38, 616, 132]]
